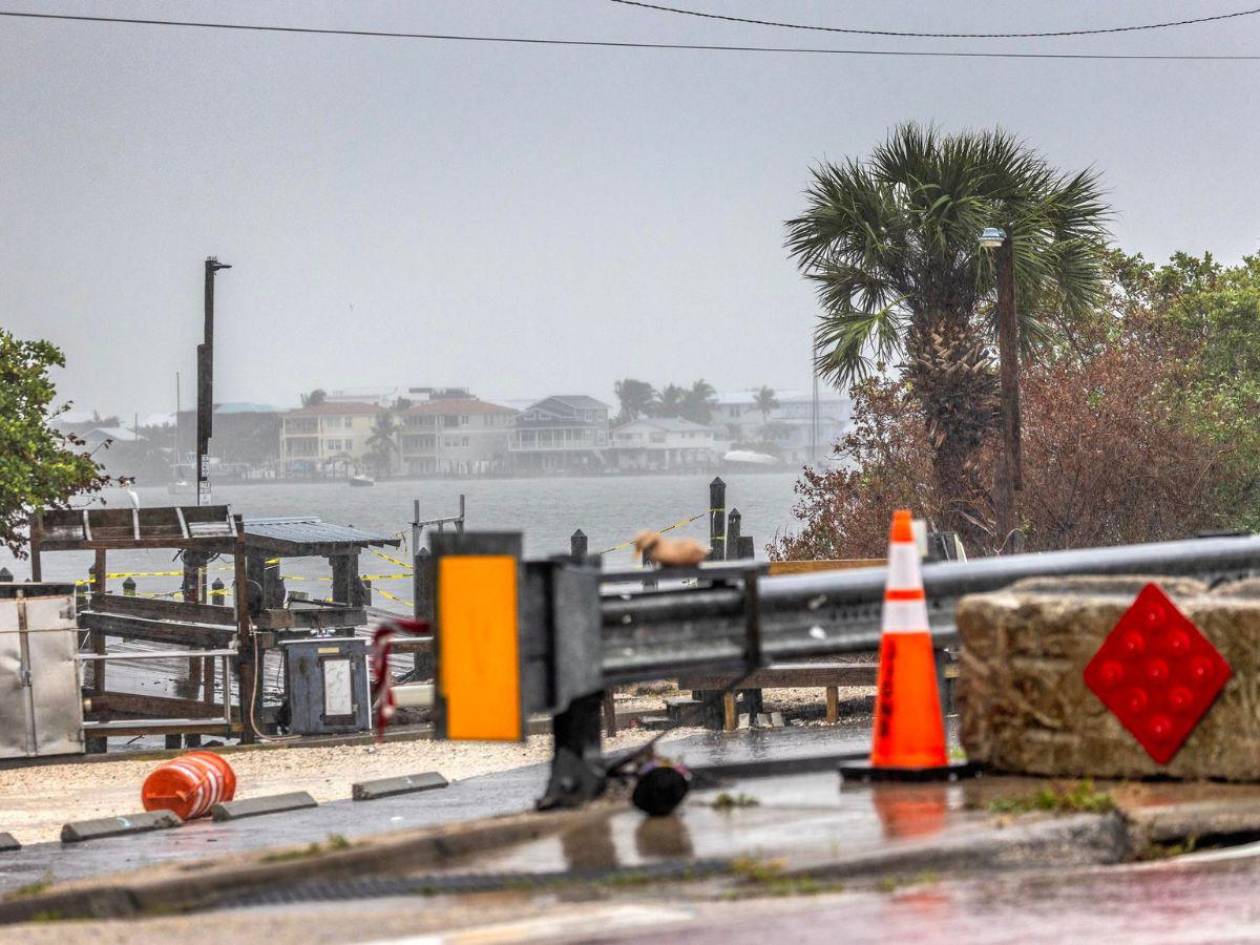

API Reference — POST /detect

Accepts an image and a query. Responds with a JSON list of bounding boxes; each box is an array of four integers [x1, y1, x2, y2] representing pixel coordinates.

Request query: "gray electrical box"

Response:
[[0, 583, 84, 759], [280, 636, 370, 735]]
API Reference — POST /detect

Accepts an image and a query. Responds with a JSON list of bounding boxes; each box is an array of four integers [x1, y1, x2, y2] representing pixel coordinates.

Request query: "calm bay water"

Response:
[[9, 473, 804, 613]]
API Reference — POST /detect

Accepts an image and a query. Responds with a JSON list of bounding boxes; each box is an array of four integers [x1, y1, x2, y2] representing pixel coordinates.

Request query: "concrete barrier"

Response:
[[353, 772, 448, 801], [61, 811, 182, 843], [957, 576, 1260, 781], [211, 792, 317, 821]]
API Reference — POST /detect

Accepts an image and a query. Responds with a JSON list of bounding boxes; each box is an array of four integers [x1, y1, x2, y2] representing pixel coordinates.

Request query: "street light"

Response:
[[980, 227, 1021, 553], [979, 226, 1006, 249]]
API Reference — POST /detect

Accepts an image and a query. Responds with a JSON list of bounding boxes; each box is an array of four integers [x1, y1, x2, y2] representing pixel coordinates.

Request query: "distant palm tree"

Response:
[[366, 410, 399, 478], [655, 384, 687, 419], [753, 386, 779, 425], [681, 379, 717, 425], [786, 122, 1108, 539], [301, 388, 327, 407], [614, 378, 656, 424]]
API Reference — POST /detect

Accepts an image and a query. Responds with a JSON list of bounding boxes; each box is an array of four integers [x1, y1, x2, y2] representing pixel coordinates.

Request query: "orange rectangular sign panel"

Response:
[[437, 555, 522, 741]]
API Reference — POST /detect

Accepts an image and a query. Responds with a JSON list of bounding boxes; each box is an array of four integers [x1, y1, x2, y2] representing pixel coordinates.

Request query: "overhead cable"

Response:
[[606, 0, 1260, 40], [1, 10, 1258, 61]]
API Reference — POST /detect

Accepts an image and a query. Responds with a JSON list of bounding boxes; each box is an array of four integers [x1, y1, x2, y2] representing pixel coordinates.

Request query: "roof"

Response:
[[402, 398, 516, 416], [215, 402, 283, 415], [548, 395, 610, 410], [614, 417, 717, 434], [34, 505, 236, 551], [240, 517, 401, 555], [284, 402, 384, 417], [86, 426, 145, 442]]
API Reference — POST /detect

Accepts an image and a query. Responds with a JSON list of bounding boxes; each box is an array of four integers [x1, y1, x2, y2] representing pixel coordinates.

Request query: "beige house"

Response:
[[280, 402, 382, 475], [398, 398, 517, 476]]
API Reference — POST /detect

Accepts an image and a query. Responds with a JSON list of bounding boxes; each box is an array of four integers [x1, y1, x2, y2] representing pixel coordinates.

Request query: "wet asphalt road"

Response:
[[0, 725, 870, 893], [580, 845, 1260, 945]]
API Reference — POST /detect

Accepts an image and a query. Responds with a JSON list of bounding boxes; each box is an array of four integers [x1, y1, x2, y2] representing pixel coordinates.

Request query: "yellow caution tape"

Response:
[[375, 587, 414, 607], [370, 548, 414, 570]]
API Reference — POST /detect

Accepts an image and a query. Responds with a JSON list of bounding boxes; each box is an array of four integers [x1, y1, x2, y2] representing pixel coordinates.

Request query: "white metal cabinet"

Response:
[[0, 584, 83, 759]]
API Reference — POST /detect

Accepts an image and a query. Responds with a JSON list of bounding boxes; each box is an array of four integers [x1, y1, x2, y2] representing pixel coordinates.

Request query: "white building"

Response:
[[713, 389, 852, 464], [608, 417, 720, 472]]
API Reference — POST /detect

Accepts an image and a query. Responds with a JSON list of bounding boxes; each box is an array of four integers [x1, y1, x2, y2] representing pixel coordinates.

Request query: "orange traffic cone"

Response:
[[840, 509, 975, 782]]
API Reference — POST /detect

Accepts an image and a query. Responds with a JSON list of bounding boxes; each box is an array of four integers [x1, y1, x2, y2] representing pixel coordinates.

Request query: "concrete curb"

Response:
[[60, 811, 182, 843], [1123, 798, 1260, 848], [781, 812, 1131, 883], [353, 772, 448, 801], [0, 805, 613, 924], [211, 792, 317, 821]]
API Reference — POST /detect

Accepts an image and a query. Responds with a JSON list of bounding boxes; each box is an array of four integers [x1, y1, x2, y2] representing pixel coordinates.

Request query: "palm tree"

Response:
[[300, 388, 327, 407], [681, 379, 717, 425], [654, 384, 687, 419], [786, 123, 1108, 541], [753, 386, 779, 425], [365, 409, 399, 478], [614, 378, 656, 424]]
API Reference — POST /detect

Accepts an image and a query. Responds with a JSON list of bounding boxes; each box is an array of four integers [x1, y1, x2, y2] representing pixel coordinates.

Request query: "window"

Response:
[[459, 415, 469, 425], [286, 417, 317, 434]]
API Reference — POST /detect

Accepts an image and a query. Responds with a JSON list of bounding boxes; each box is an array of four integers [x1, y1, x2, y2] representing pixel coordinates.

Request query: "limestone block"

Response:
[[957, 576, 1260, 781]]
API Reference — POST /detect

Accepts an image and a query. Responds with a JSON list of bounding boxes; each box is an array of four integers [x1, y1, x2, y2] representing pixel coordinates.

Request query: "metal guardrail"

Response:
[[598, 534, 1260, 683]]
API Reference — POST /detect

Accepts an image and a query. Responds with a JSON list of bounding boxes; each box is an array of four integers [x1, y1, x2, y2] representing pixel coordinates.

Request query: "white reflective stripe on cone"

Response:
[[886, 542, 923, 592], [882, 597, 930, 633], [166, 761, 206, 816]]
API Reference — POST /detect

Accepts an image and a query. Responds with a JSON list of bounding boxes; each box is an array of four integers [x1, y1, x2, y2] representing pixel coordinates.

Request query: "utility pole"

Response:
[[197, 256, 231, 505], [989, 232, 1022, 553]]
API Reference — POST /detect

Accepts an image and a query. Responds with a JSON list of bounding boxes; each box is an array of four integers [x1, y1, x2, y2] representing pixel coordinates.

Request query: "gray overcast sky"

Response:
[[2, 1, 1259, 418]]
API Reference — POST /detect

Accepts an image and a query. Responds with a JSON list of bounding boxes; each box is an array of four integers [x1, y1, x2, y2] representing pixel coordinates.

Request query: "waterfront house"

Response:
[[509, 395, 611, 474], [608, 417, 720, 472], [280, 401, 382, 476], [398, 398, 517, 476]]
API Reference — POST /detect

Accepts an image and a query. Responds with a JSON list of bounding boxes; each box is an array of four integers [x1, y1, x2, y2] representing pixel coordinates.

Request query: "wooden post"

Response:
[[602, 691, 617, 736], [329, 554, 357, 604], [570, 529, 588, 562], [122, 576, 136, 597], [233, 514, 256, 743], [182, 549, 208, 704], [725, 508, 741, 561], [826, 686, 840, 724], [92, 549, 106, 695], [708, 477, 726, 561], [736, 535, 755, 559], [413, 547, 435, 678], [722, 691, 737, 732]]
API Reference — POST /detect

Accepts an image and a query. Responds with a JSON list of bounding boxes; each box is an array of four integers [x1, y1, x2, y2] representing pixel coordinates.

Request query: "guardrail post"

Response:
[[570, 529, 588, 562]]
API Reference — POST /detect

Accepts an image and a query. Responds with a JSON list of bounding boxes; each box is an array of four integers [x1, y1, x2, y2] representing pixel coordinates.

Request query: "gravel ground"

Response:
[[0, 727, 703, 846]]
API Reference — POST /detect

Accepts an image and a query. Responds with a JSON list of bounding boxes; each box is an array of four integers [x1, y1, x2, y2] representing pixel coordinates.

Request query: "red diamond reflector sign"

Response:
[[1084, 583, 1231, 764]]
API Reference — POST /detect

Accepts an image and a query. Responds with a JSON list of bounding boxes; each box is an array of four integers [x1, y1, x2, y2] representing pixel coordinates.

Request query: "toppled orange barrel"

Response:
[[141, 751, 237, 820]]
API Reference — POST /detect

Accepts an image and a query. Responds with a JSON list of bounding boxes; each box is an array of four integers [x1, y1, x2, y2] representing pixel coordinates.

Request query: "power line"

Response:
[[606, 0, 1260, 40], [0, 9, 1258, 61]]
